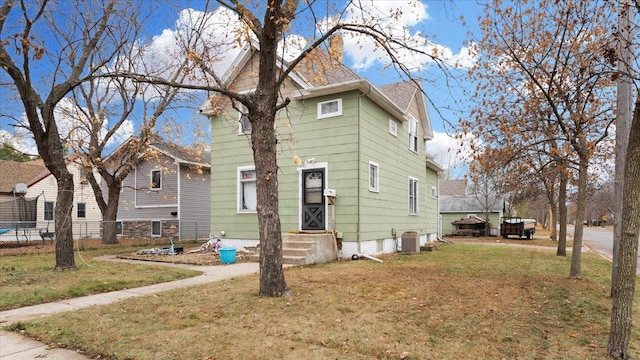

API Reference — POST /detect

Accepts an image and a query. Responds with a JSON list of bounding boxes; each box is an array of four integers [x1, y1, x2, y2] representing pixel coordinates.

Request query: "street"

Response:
[[567, 225, 640, 275]]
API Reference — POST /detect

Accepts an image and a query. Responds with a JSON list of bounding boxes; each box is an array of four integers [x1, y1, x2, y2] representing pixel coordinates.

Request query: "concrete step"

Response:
[[282, 247, 313, 257]]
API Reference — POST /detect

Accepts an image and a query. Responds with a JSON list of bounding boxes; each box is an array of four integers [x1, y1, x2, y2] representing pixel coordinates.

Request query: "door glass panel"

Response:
[[305, 171, 323, 204]]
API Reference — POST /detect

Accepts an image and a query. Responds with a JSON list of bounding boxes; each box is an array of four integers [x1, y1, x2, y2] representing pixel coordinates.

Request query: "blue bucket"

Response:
[[219, 248, 236, 264]]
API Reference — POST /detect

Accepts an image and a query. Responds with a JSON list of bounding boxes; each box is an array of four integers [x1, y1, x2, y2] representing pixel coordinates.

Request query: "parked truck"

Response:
[[500, 217, 536, 239]]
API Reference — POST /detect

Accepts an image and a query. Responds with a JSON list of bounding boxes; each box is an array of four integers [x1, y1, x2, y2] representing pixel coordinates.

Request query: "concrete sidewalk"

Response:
[[0, 258, 260, 359]]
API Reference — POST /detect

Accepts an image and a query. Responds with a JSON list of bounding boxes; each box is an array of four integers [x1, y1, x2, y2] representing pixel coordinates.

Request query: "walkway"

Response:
[[0, 257, 260, 359]]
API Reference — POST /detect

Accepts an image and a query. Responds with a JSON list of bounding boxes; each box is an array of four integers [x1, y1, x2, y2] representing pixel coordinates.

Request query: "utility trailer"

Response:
[[500, 217, 536, 239]]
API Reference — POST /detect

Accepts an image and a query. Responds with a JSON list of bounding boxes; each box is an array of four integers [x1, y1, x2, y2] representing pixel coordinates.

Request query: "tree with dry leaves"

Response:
[[465, 0, 616, 278], [122, 0, 454, 297], [0, 0, 148, 269]]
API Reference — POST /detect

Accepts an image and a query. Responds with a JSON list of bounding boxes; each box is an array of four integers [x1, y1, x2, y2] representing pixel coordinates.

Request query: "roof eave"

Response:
[[293, 79, 408, 122]]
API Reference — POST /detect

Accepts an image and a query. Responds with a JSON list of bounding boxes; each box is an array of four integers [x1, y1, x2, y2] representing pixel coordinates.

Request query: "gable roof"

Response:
[[439, 179, 468, 196], [0, 159, 49, 194], [105, 135, 210, 169], [148, 135, 210, 167], [200, 37, 434, 140], [439, 194, 503, 213]]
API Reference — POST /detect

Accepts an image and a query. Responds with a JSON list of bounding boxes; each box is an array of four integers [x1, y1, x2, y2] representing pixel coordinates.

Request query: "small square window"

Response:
[[317, 99, 342, 119], [389, 120, 398, 137], [369, 161, 379, 192], [77, 203, 86, 218], [151, 221, 161, 237], [150, 170, 162, 190]]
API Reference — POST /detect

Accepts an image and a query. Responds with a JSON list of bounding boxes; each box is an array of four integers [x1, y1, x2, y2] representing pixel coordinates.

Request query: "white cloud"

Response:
[[426, 131, 476, 176], [334, 1, 475, 72]]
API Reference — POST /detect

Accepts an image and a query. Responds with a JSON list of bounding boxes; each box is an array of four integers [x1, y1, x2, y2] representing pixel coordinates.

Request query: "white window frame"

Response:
[[76, 202, 86, 218], [431, 186, 437, 199], [237, 103, 251, 135], [237, 165, 257, 213], [408, 176, 419, 215], [151, 220, 161, 237], [408, 116, 419, 153], [150, 169, 162, 190], [317, 99, 342, 119], [369, 161, 379, 192], [389, 119, 398, 137]]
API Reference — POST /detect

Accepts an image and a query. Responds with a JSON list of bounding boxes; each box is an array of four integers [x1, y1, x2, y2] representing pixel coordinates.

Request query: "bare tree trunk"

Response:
[[557, 174, 568, 257], [254, 7, 289, 296], [611, 0, 633, 294], [101, 185, 122, 244], [549, 203, 557, 241], [54, 173, 76, 270], [607, 88, 640, 359], [569, 156, 588, 278]]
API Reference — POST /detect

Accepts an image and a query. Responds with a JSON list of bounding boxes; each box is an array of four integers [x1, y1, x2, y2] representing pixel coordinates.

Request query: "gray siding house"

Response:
[[200, 37, 443, 261], [113, 136, 211, 241]]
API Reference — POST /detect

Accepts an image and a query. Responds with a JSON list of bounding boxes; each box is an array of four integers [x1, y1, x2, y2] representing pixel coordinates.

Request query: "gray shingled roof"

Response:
[[439, 194, 503, 213], [149, 135, 210, 166]]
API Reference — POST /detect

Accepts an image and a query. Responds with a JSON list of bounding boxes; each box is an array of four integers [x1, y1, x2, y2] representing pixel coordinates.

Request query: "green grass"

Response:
[[12, 244, 639, 360], [0, 252, 201, 310]]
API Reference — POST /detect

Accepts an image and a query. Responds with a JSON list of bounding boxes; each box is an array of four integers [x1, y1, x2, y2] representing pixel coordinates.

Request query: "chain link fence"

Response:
[[0, 220, 206, 249]]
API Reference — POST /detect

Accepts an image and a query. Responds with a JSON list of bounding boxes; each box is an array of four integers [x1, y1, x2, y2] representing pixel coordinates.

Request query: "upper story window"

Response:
[[389, 119, 398, 137], [238, 104, 251, 134], [238, 166, 257, 212], [317, 99, 342, 119], [369, 161, 379, 192], [409, 116, 419, 153], [431, 186, 437, 199], [150, 169, 162, 190]]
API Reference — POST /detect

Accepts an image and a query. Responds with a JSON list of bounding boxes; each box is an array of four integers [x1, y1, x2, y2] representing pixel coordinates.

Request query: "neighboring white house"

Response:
[[0, 158, 102, 240]]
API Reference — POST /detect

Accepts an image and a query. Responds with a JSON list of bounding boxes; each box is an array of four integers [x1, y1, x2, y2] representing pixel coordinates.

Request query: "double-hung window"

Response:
[[77, 203, 86, 218], [44, 201, 54, 220], [408, 177, 419, 215], [238, 166, 257, 212], [408, 116, 418, 153], [369, 161, 379, 192]]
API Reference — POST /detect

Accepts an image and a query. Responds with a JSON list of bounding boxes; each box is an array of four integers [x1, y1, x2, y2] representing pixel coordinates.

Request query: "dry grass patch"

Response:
[[0, 239, 202, 310], [15, 244, 639, 359]]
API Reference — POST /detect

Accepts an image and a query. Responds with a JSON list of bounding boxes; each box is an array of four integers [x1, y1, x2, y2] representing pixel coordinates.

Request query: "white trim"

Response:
[[151, 220, 162, 237], [389, 119, 398, 137], [408, 176, 419, 215], [297, 162, 329, 231], [368, 161, 379, 193], [431, 186, 437, 199], [317, 99, 342, 119], [237, 165, 257, 213], [134, 204, 177, 209], [150, 169, 162, 190]]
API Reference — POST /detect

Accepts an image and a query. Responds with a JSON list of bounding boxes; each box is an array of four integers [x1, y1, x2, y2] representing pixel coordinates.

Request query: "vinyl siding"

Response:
[[179, 164, 211, 239], [358, 95, 429, 243]]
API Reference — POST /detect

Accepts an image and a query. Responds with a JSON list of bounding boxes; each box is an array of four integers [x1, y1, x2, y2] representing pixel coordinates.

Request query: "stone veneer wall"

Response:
[[121, 220, 179, 241]]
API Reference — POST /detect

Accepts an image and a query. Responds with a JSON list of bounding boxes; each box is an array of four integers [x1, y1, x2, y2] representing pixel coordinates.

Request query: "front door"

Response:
[[301, 168, 325, 231]]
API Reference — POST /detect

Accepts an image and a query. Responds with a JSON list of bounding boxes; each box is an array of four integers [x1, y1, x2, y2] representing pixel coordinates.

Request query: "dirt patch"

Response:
[[118, 247, 257, 266]]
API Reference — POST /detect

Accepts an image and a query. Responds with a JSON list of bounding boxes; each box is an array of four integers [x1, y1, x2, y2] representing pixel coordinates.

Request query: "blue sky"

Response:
[[0, 1, 484, 177]]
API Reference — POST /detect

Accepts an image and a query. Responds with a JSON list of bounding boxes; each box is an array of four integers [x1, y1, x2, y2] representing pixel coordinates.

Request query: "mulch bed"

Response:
[[118, 247, 257, 266]]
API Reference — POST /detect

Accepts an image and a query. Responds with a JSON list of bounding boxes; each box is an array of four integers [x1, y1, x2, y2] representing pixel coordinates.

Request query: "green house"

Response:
[[200, 40, 443, 260]]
